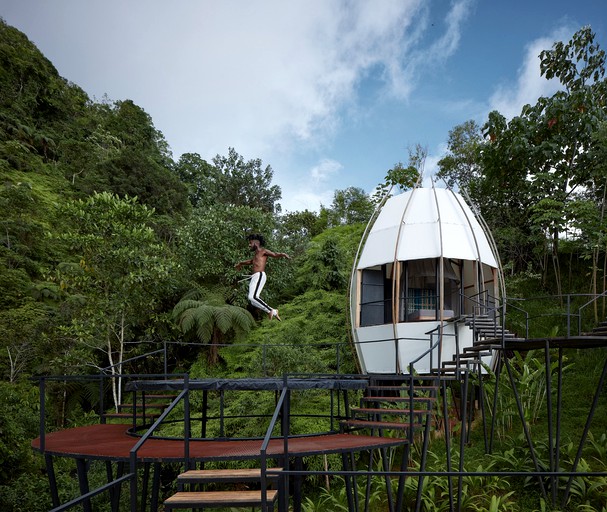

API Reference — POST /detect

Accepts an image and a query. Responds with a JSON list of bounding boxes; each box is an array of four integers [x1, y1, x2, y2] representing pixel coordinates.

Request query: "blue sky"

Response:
[[2, 0, 606, 212]]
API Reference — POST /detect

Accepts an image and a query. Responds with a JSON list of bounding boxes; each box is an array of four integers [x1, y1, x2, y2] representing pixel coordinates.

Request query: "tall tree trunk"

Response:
[[552, 227, 562, 299]]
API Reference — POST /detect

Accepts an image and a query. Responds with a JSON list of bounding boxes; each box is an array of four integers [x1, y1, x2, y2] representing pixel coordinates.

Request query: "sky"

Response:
[[2, 0, 606, 213]]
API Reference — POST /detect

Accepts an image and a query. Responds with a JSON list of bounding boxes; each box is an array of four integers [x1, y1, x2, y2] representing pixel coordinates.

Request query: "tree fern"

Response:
[[172, 287, 255, 364]]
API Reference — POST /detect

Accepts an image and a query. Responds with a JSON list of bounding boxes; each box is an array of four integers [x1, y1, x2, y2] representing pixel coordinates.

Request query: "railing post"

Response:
[[395, 338, 400, 373], [129, 449, 137, 512], [336, 343, 340, 374], [184, 374, 191, 469], [263, 344, 267, 376], [99, 373, 106, 424], [163, 340, 168, 378], [39, 377, 46, 453], [566, 295, 571, 337]]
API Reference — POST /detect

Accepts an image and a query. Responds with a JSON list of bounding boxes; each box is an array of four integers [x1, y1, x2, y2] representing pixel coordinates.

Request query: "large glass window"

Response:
[[399, 258, 461, 321], [360, 265, 393, 326], [359, 259, 461, 325]]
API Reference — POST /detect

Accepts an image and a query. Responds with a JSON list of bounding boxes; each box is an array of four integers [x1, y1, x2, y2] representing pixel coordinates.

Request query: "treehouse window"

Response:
[[360, 265, 393, 326], [399, 258, 460, 321]]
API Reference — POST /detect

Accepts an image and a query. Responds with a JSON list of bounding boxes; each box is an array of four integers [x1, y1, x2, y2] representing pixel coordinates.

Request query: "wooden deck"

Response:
[[31, 424, 406, 463]]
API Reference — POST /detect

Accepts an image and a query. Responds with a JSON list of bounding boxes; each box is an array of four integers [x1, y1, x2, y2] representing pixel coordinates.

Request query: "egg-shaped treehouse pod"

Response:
[[350, 186, 503, 374]]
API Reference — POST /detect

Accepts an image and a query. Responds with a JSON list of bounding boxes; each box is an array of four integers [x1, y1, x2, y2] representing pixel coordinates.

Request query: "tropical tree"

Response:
[[173, 152, 220, 208], [176, 204, 277, 290], [436, 120, 484, 192], [322, 187, 375, 227], [482, 26, 606, 292], [172, 287, 255, 364], [371, 145, 423, 206], [212, 147, 282, 213], [55, 192, 175, 408]]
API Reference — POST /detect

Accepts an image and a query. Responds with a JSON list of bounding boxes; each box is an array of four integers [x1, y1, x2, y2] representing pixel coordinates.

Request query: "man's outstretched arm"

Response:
[[265, 249, 290, 260], [234, 258, 253, 270]]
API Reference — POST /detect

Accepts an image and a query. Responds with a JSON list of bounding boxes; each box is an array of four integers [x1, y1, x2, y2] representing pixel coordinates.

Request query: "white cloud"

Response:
[[394, 0, 474, 98], [3, 0, 479, 212], [310, 159, 343, 183], [488, 27, 572, 119], [120, 0, 435, 161], [282, 188, 335, 213], [4, 0, 475, 160], [279, 158, 343, 212]]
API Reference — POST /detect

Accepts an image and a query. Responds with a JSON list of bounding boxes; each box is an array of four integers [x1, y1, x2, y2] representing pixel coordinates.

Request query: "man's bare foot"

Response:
[[269, 309, 281, 321]]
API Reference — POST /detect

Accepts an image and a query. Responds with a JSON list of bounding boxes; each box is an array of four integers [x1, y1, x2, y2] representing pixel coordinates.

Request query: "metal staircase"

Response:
[[439, 314, 523, 376], [341, 375, 438, 437]]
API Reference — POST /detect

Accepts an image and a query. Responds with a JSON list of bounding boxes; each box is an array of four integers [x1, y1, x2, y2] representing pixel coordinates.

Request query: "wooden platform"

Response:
[[31, 424, 406, 463]]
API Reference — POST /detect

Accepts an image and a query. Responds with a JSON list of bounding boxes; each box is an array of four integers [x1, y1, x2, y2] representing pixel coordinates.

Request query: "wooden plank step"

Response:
[[102, 412, 160, 419], [352, 407, 430, 416], [360, 396, 435, 403], [164, 490, 278, 509], [341, 419, 419, 431], [177, 468, 281, 484], [367, 385, 439, 391], [119, 403, 168, 409]]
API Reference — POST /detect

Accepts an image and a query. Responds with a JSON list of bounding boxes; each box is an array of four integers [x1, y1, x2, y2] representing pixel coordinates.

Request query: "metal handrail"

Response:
[[48, 473, 134, 512], [260, 383, 289, 512], [577, 290, 607, 335], [101, 346, 167, 373], [129, 380, 190, 512]]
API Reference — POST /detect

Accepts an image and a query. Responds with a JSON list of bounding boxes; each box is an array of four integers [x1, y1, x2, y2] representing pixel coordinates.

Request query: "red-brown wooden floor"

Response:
[[32, 424, 406, 463]]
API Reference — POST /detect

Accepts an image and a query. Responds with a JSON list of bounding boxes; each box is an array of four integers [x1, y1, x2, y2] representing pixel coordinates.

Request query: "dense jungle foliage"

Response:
[[0, 19, 606, 511]]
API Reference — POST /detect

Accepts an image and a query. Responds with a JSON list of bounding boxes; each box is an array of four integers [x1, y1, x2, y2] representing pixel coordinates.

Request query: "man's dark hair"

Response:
[[247, 233, 266, 246]]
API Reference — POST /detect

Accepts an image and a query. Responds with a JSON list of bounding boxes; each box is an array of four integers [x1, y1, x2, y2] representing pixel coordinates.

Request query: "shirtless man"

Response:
[[235, 234, 290, 320]]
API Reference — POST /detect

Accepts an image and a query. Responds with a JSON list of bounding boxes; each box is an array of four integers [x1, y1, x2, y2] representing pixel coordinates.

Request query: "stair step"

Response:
[[431, 368, 458, 376], [367, 385, 439, 392], [119, 403, 168, 410], [341, 419, 419, 431], [360, 396, 435, 403], [102, 412, 161, 419], [470, 341, 501, 348], [351, 407, 430, 416], [451, 352, 484, 360], [177, 468, 280, 484], [442, 359, 481, 367], [463, 346, 494, 355], [164, 490, 278, 509]]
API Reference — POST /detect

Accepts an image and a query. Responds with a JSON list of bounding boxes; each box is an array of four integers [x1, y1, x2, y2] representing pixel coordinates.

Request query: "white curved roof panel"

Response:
[[357, 187, 498, 269]]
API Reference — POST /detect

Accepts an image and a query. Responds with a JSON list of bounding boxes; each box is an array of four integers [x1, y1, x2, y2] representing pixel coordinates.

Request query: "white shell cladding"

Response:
[[357, 188, 498, 270]]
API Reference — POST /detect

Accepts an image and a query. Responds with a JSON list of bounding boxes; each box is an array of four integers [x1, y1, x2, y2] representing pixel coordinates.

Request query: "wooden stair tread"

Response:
[[367, 385, 439, 391], [119, 403, 168, 409], [361, 396, 434, 403], [351, 407, 429, 415], [178, 468, 280, 482], [341, 419, 418, 430], [102, 412, 160, 418], [164, 490, 278, 507]]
